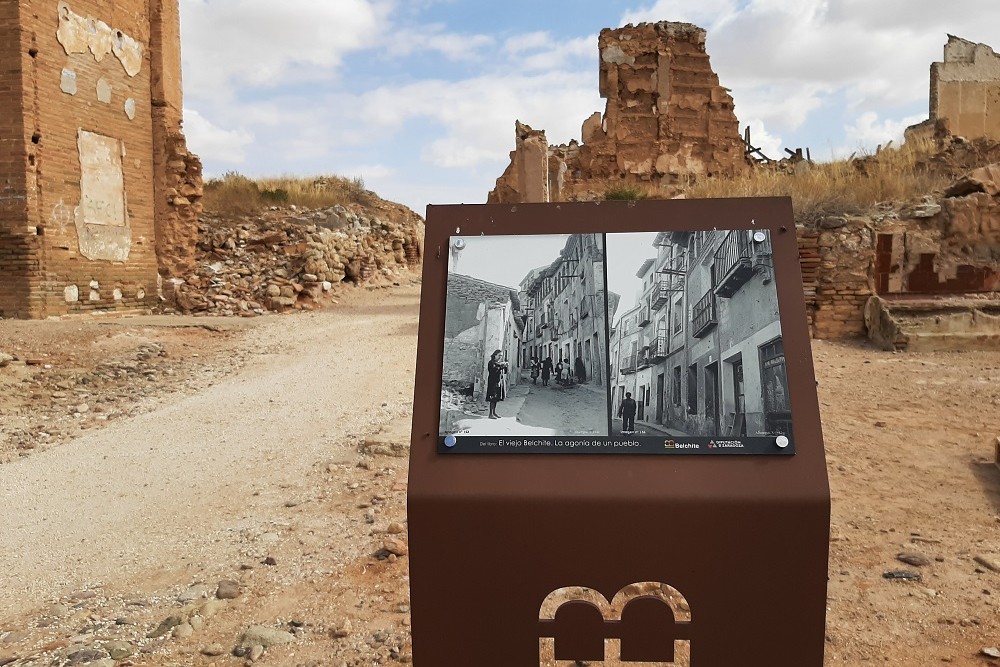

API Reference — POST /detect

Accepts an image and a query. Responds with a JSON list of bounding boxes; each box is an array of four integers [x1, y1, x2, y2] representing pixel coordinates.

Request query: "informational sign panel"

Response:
[[437, 227, 793, 455], [408, 199, 829, 667]]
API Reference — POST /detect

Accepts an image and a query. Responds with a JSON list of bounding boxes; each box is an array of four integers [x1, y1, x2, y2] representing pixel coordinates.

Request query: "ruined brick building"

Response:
[[0, 0, 202, 318], [489, 22, 747, 203], [908, 35, 1000, 145]]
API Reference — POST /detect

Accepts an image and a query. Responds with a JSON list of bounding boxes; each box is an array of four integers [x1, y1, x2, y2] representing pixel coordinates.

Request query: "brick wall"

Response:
[[797, 221, 876, 340], [28, 0, 160, 316], [0, 2, 34, 318], [0, 0, 200, 319]]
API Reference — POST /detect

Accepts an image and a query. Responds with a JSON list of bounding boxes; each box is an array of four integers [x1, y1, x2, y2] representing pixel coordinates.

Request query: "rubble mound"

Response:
[[917, 136, 1000, 180], [166, 199, 424, 316]]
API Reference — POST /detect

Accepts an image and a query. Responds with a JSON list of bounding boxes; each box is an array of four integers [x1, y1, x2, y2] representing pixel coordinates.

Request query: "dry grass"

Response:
[[684, 144, 953, 224], [202, 172, 374, 217], [604, 184, 650, 201]]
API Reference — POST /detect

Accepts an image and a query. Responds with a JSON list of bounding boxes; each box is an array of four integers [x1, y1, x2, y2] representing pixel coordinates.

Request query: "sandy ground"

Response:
[[0, 282, 999, 666]]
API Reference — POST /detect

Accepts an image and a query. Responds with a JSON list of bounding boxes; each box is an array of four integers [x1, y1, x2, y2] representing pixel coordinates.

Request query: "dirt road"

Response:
[[0, 285, 421, 664], [1, 284, 999, 666]]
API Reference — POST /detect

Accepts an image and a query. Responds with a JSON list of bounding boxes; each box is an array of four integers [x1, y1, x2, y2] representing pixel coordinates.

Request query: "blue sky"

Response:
[[178, 0, 1000, 215]]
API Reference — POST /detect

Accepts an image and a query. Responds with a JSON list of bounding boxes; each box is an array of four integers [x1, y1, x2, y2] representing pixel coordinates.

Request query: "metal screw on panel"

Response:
[[776, 436, 789, 449], [753, 231, 767, 243]]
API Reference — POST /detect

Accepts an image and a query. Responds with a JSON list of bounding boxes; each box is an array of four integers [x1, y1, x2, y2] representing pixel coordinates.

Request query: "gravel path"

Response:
[[0, 287, 419, 618]]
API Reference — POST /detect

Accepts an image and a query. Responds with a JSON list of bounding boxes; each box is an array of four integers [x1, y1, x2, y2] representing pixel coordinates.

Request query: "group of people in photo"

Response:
[[527, 355, 587, 387]]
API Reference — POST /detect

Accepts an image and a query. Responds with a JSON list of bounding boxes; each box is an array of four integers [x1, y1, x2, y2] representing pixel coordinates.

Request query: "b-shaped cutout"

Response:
[[539, 583, 692, 666]]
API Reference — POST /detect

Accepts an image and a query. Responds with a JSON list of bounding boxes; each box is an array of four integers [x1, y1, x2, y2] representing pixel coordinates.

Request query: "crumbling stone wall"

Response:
[[489, 21, 747, 204], [806, 219, 876, 339], [798, 167, 1000, 340], [909, 36, 1000, 146], [0, 0, 201, 319], [489, 122, 548, 204], [149, 0, 202, 279]]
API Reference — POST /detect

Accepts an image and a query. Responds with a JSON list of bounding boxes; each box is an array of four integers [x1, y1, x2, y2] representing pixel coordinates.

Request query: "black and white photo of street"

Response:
[[439, 234, 610, 437], [606, 230, 791, 438]]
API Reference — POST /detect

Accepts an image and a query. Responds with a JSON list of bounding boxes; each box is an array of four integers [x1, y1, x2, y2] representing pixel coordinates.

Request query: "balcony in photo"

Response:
[[621, 352, 637, 374], [692, 291, 718, 338], [713, 230, 755, 297], [637, 347, 652, 370], [637, 306, 651, 327], [650, 335, 668, 361]]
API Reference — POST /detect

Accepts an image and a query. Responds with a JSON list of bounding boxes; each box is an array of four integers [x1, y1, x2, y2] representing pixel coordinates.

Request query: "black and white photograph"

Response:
[[606, 230, 791, 438], [439, 233, 611, 437]]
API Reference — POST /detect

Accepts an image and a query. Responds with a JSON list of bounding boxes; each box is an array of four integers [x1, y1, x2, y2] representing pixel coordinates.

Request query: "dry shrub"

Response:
[[203, 172, 374, 217], [604, 184, 650, 201], [684, 144, 953, 225]]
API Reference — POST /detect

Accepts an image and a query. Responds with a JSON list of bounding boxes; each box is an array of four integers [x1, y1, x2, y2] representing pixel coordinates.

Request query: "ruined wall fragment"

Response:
[[149, 0, 202, 278], [909, 35, 1000, 145], [0, 0, 201, 318], [489, 21, 748, 204], [488, 122, 548, 204]]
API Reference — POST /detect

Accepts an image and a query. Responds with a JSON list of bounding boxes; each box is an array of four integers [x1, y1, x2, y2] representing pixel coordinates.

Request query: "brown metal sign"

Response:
[[408, 199, 829, 666]]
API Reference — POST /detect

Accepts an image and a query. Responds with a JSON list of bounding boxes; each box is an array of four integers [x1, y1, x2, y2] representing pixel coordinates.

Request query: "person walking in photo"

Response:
[[486, 349, 508, 419], [541, 356, 553, 386], [555, 359, 564, 385], [574, 356, 587, 385], [618, 392, 637, 432], [530, 356, 540, 384]]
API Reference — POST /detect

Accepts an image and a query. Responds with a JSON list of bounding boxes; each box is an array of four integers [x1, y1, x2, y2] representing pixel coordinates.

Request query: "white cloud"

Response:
[[353, 70, 600, 169], [183, 108, 254, 164], [733, 82, 830, 134], [385, 25, 495, 61], [501, 32, 594, 71], [838, 111, 927, 156], [179, 0, 389, 97], [503, 32, 554, 55]]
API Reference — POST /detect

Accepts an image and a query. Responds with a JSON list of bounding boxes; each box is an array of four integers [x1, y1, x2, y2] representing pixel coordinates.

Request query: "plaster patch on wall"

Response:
[[88, 18, 113, 62], [112, 288, 123, 301], [60, 68, 77, 95], [56, 2, 144, 76], [113, 33, 143, 77], [64, 285, 79, 303], [89, 288, 100, 301], [56, 2, 88, 54], [124, 98, 136, 120], [96, 78, 112, 103], [74, 130, 132, 262]]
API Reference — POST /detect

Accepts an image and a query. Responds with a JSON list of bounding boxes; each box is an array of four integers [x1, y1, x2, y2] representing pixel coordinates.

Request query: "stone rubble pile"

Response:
[[166, 201, 423, 316]]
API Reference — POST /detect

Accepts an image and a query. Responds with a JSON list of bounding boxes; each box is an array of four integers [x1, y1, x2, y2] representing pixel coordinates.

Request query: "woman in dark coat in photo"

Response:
[[541, 356, 553, 386], [486, 349, 508, 419], [574, 356, 587, 384]]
